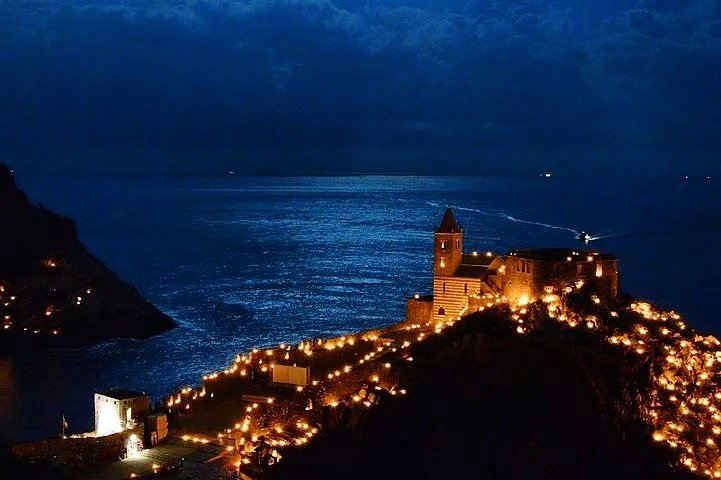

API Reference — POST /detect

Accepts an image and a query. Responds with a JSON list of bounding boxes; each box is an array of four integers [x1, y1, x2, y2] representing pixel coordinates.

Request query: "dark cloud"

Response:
[[0, 0, 720, 174]]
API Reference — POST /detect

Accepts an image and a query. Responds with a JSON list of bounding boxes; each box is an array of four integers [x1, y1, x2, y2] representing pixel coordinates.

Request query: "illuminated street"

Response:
[[80, 440, 224, 480]]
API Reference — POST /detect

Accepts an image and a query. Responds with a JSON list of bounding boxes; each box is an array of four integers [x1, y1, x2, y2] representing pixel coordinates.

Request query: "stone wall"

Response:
[[501, 256, 619, 304], [406, 295, 433, 325], [12, 427, 143, 468]]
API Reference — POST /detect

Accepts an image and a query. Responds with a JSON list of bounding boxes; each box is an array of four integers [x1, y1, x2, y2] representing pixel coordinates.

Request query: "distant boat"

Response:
[[542, 172, 552, 178], [228, 171, 235, 175]]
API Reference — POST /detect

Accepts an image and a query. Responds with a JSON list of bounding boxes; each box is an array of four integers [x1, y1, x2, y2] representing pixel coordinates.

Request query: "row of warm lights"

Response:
[[605, 301, 721, 476], [174, 296, 483, 477], [508, 286, 721, 476], [510, 289, 721, 476], [1, 285, 92, 334], [211, 316, 436, 471]]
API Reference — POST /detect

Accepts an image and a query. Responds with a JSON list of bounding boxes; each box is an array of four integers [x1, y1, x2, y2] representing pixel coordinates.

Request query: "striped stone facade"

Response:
[[433, 276, 481, 322]]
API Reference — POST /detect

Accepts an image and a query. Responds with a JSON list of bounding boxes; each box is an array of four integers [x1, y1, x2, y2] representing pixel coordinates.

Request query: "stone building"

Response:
[[501, 248, 619, 305], [431, 208, 502, 322], [407, 207, 620, 324], [94, 388, 151, 437]]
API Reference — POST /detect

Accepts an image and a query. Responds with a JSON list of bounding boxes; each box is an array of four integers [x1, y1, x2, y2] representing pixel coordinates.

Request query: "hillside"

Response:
[[267, 300, 692, 480], [0, 164, 175, 351]]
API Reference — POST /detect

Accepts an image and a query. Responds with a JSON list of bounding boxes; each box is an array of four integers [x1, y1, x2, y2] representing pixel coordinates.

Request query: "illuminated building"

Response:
[[94, 389, 151, 437], [430, 207, 504, 321], [502, 248, 619, 305], [409, 207, 620, 322]]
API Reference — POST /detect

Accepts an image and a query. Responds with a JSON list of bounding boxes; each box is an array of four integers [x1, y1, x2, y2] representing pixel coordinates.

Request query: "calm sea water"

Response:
[[1, 175, 720, 441]]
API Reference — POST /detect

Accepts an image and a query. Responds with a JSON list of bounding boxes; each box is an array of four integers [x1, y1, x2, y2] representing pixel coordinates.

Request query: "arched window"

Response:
[[440, 240, 447, 249], [455, 239, 460, 249], [438, 307, 445, 316]]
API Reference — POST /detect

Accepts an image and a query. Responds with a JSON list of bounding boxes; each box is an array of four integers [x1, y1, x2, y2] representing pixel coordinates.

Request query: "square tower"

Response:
[[434, 207, 463, 276]]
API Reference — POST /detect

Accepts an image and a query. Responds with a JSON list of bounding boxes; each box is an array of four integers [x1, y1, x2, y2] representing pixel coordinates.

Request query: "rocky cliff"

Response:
[[0, 164, 175, 351]]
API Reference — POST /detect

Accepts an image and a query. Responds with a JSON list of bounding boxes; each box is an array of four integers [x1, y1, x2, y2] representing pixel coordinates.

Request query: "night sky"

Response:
[[1, 0, 720, 175]]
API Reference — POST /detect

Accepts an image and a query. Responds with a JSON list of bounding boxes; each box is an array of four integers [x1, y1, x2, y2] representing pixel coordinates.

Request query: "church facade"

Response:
[[408, 207, 620, 324]]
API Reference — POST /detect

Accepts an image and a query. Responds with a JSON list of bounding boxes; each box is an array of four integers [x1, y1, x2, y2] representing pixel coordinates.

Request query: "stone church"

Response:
[[407, 207, 619, 324]]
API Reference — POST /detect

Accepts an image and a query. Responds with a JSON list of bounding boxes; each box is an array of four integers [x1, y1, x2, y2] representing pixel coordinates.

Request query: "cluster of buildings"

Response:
[[408, 208, 620, 324]]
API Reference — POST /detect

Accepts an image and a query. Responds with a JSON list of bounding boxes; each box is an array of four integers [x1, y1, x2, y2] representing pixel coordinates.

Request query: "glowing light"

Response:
[[125, 434, 142, 458], [96, 402, 123, 436]]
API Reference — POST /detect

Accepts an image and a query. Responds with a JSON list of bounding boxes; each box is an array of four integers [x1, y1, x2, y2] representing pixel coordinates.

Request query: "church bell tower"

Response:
[[434, 207, 463, 277]]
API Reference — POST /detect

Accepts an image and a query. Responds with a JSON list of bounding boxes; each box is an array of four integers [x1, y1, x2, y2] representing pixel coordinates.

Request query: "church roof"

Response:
[[508, 248, 616, 261], [97, 388, 148, 400], [454, 265, 488, 278], [437, 207, 461, 233]]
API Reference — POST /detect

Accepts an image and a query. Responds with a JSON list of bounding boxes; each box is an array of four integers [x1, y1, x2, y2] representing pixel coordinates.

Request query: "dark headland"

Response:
[[0, 164, 175, 352]]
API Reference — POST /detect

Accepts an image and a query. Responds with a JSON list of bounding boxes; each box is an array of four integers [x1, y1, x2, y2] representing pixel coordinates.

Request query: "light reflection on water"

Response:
[[2, 175, 720, 441]]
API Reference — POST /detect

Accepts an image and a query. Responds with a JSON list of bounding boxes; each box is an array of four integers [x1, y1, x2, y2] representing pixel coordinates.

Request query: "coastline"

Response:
[[9, 282, 721, 479], [15, 285, 713, 479]]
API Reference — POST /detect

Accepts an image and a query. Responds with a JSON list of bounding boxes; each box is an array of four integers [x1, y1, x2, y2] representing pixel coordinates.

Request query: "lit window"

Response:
[[596, 264, 603, 277]]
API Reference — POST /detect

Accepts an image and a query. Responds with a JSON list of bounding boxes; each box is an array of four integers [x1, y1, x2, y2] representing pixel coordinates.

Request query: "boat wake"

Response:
[[433, 203, 581, 237]]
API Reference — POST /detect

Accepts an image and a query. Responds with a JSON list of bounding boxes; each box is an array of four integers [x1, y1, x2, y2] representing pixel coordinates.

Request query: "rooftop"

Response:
[[96, 388, 147, 400], [454, 265, 489, 278], [507, 248, 616, 261], [436, 207, 461, 234], [461, 252, 496, 266]]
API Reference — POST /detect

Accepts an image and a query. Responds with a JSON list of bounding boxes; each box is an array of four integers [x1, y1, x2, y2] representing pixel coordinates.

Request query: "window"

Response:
[[443, 282, 446, 293], [519, 260, 530, 273], [464, 283, 468, 293], [438, 307, 445, 316], [440, 240, 447, 249], [577, 264, 583, 275], [456, 239, 460, 249], [596, 264, 603, 277]]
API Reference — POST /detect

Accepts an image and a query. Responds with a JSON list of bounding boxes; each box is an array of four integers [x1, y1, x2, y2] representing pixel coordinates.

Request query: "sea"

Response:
[[1, 174, 720, 442]]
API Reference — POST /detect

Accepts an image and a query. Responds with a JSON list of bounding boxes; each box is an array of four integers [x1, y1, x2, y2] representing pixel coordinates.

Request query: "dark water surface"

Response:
[[2, 175, 720, 441]]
